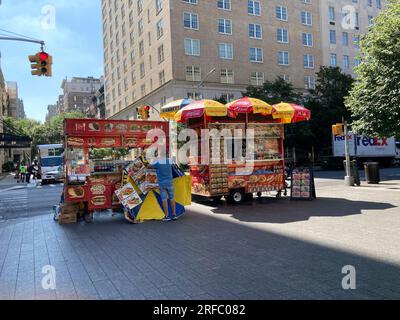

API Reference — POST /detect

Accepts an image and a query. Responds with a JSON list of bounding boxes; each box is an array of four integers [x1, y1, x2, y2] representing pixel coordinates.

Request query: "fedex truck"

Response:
[[322, 133, 398, 168]]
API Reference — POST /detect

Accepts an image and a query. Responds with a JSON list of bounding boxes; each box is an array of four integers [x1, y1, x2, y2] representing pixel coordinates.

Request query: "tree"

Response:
[[346, 0, 400, 139], [305, 66, 354, 154]]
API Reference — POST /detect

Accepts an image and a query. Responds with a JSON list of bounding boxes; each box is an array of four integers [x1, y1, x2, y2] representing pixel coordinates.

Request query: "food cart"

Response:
[[60, 118, 191, 224], [162, 98, 311, 204]]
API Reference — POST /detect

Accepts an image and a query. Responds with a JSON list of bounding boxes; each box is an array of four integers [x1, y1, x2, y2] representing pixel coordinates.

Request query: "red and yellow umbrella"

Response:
[[226, 97, 273, 116], [272, 103, 311, 124], [174, 100, 227, 123]]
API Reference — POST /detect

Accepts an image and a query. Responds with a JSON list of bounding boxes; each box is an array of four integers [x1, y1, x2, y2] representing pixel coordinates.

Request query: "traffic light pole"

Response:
[[344, 119, 355, 186], [0, 36, 45, 50]]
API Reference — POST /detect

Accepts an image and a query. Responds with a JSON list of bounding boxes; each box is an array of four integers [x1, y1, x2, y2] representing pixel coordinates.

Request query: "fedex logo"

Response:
[[334, 135, 388, 147], [356, 136, 388, 147]]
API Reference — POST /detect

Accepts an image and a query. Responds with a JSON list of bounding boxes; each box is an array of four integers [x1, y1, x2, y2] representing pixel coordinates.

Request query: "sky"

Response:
[[0, 0, 103, 122]]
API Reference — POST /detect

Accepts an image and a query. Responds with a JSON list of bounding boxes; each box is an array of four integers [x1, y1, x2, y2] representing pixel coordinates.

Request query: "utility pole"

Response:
[[344, 118, 355, 186]]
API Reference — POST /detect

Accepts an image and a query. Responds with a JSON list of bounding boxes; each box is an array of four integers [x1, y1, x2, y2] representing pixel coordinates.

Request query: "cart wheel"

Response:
[[84, 212, 94, 223], [257, 192, 263, 198], [228, 189, 244, 204]]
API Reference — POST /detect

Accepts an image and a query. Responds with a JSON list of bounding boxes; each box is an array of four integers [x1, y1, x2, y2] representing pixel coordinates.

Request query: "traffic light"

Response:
[[143, 106, 150, 120], [28, 51, 53, 77], [138, 106, 151, 120], [332, 123, 344, 136], [28, 54, 41, 76]]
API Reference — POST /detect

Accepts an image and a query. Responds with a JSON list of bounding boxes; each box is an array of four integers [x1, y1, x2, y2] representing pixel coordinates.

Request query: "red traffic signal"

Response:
[[143, 106, 150, 111], [38, 52, 49, 61]]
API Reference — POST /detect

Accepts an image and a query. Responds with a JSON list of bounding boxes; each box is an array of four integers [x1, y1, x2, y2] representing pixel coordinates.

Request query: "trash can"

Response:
[[364, 162, 380, 184], [351, 160, 361, 186], [343, 160, 361, 186]]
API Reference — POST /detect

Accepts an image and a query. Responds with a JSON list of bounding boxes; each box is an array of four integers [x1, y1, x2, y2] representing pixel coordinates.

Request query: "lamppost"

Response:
[[196, 68, 216, 100]]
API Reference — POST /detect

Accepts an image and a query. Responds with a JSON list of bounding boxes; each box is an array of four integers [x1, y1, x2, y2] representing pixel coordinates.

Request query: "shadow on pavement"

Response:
[[199, 197, 397, 224]]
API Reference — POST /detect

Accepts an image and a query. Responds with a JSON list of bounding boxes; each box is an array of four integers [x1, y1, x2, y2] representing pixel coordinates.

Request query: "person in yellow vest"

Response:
[[19, 163, 27, 183]]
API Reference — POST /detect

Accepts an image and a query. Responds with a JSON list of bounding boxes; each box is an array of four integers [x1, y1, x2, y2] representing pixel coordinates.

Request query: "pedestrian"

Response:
[[149, 157, 177, 222], [15, 162, 20, 181], [26, 163, 35, 184], [19, 163, 26, 183]]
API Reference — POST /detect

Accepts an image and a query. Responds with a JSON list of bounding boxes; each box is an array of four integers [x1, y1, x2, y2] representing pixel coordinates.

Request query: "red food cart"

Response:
[[167, 98, 310, 204], [62, 118, 169, 222]]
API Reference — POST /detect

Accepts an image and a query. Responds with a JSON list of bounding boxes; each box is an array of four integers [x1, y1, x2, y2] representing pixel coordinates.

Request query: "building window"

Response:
[[184, 38, 200, 56], [303, 54, 315, 69], [140, 62, 145, 78], [278, 51, 289, 65], [157, 19, 164, 38], [156, 0, 163, 13], [329, 30, 336, 44], [276, 6, 288, 21], [301, 11, 312, 26], [277, 28, 288, 43], [342, 55, 350, 69], [250, 71, 264, 86], [330, 53, 337, 67], [342, 32, 349, 46], [183, 12, 199, 29], [158, 45, 165, 63], [218, 19, 232, 34], [302, 33, 313, 47], [329, 6, 335, 22], [220, 69, 234, 84], [219, 43, 233, 59], [159, 70, 165, 86], [249, 24, 262, 39], [304, 76, 315, 90], [186, 65, 201, 81], [217, 0, 231, 10], [248, 0, 260, 16], [249, 47, 263, 63]]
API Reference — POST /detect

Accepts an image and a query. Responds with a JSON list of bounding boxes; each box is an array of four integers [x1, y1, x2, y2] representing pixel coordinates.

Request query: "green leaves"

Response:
[[346, 1, 400, 139]]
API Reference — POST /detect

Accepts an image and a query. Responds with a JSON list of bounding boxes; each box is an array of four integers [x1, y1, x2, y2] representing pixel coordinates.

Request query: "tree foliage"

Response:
[[346, 0, 400, 139], [3, 111, 84, 159]]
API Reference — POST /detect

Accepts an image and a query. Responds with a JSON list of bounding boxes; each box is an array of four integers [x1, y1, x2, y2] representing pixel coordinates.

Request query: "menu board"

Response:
[[125, 158, 146, 177], [115, 182, 143, 210], [290, 167, 316, 200], [145, 169, 159, 189], [132, 168, 147, 194]]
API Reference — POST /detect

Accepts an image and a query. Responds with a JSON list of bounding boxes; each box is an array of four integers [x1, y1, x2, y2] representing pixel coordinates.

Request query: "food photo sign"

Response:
[[290, 168, 316, 201]]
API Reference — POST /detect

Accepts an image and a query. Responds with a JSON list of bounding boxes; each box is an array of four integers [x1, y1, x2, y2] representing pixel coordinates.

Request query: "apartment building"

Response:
[[45, 104, 58, 123], [5, 81, 18, 118], [320, 0, 386, 75], [61, 77, 103, 114], [0, 67, 6, 172], [101, 0, 384, 120]]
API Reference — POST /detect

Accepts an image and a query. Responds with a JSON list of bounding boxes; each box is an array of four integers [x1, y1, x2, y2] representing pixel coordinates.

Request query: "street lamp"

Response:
[[196, 68, 216, 100]]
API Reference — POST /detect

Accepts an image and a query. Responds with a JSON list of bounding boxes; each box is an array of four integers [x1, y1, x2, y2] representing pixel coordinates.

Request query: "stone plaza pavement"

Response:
[[0, 170, 400, 300]]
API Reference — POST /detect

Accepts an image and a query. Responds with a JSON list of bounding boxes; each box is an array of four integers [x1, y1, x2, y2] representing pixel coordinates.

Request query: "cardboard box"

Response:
[[61, 203, 80, 215], [59, 212, 77, 225]]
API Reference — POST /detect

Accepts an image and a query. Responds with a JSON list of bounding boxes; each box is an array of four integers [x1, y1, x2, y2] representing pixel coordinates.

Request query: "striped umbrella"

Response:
[[160, 99, 193, 120], [272, 103, 311, 124], [226, 97, 273, 116], [174, 100, 227, 123]]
